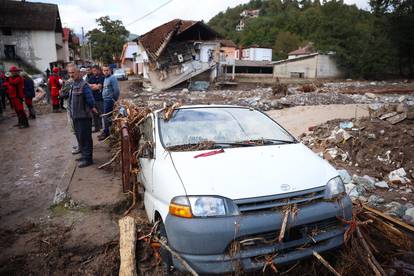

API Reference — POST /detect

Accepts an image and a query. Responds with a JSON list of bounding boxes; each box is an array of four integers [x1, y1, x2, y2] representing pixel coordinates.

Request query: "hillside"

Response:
[[208, 0, 414, 79]]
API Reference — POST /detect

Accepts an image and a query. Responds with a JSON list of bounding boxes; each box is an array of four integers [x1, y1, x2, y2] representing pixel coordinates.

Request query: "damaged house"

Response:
[[136, 19, 222, 91]]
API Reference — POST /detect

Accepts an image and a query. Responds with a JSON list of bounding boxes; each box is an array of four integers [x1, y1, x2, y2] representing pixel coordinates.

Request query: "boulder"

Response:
[[405, 207, 414, 218], [374, 181, 389, 189], [385, 201, 407, 218], [337, 169, 352, 184]]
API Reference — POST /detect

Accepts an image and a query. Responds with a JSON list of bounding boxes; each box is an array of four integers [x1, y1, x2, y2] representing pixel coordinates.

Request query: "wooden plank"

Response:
[[363, 205, 414, 233]]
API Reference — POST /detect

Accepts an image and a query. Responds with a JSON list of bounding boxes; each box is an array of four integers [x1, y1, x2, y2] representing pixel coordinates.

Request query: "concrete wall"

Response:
[[273, 54, 342, 79], [221, 47, 237, 59], [0, 30, 58, 72], [234, 73, 275, 84]]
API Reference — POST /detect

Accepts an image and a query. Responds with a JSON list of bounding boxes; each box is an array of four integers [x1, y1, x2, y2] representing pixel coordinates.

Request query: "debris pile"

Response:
[[301, 117, 414, 224], [129, 80, 414, 111]]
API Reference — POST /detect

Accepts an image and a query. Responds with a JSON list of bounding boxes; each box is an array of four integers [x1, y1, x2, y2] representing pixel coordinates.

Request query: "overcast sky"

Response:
[[37, 0, 370, 35]]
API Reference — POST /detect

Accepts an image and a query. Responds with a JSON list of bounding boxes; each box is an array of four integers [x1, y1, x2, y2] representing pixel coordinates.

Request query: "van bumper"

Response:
[[164, 196, 352, 274]]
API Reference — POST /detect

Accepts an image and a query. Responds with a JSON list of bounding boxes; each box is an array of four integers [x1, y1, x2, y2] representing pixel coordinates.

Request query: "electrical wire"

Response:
[[126, 0, 174, 27]]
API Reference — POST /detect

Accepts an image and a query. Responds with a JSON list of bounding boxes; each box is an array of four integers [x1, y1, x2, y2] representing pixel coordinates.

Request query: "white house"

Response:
[[273, 53, 342, 79], [238, 47, 272, 61], [0, 0, 64, 72]]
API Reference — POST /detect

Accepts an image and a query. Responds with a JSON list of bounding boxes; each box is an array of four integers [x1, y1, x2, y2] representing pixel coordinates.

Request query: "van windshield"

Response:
[[158, 107, 296, 150]]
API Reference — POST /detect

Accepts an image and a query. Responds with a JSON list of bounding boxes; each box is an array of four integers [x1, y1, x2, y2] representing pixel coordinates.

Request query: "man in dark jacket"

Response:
[[21, 72, 36, 119], [67, 64, 97, 168], [88, 65, 104, 133]]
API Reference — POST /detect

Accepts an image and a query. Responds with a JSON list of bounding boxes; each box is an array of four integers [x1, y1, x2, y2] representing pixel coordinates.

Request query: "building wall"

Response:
[[273, 54, 342, 79], [63, 41, 70, 63], [0, 30, 58, 72], [221, 46, 237, 60], [316, 54, 342, 78], [242, 48, 272, 61]]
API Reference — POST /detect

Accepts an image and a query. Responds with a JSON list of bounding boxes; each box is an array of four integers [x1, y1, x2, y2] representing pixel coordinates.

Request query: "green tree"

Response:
[[273, 31, 303, 60], [86, 16, 129, 64]]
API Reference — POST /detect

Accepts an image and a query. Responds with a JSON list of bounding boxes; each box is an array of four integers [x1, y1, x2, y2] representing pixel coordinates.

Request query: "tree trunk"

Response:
[[119, 216, 137, 276]]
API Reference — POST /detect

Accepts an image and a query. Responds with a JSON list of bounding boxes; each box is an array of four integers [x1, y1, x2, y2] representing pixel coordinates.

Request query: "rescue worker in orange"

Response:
[[48, 67, 62, 112], [8, 66, 29, 128]]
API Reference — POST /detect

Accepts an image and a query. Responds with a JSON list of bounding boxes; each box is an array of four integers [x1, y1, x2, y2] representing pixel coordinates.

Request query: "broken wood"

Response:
[[363, 205, 414, 233], [312, 251, 341, 276], [154, 237, 199, 276], [356, 227, 386, 276], [278, 208, 290, 242], [119, 216, 137, 276]]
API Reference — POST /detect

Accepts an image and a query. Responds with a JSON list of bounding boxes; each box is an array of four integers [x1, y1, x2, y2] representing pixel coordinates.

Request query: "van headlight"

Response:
[[169, 196, 239, 218], [325, 176, 345, 199]]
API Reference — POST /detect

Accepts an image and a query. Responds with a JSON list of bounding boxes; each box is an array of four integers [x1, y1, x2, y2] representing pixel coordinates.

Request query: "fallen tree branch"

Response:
[[119, 216, 137, 276], [312, 251, 341, 276], [98, 149, 121, 169], [278, 208, 290, 242], [356, 227, 386, 276], [153, 237, 199, 276]]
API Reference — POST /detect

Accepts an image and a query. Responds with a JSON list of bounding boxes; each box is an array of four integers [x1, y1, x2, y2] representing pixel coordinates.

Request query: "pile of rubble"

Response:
[[301, 106, 414, 225], [128, 80, 414, 111]]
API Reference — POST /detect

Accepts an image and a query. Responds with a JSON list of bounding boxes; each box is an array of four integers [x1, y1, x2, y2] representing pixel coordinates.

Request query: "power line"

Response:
[[126, 0, 174, 27]]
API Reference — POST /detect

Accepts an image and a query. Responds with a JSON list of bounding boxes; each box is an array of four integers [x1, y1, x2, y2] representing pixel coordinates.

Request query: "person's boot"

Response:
[[29, 106, 36, 119], [78, 159, 93, 168], [13, 116, 22, 127], [19, 115, 29, 128]]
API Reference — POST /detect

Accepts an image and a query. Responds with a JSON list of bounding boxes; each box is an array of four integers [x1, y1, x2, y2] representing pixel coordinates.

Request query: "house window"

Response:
[[2, 28, 12, 36], [4, 45, 16, 59]]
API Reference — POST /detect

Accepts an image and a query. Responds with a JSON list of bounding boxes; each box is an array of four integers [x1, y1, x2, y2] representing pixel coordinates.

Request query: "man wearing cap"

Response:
[[88, 65, 105, 133], [67, 64, 97, 168], [8, 66, 29, 128], [48, 67, 62, 112]]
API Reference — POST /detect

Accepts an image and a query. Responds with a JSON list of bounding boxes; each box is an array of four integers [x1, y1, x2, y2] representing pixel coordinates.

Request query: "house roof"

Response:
[[0, 0, 62, 32], [218, 39, 237, 48], [272, 53, 319, 65], [137, 19, 221, 61], [288, 43, 315, 56]]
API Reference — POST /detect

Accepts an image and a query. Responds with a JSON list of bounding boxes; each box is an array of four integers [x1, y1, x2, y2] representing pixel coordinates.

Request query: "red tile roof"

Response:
[[288, 44, 315, 56]]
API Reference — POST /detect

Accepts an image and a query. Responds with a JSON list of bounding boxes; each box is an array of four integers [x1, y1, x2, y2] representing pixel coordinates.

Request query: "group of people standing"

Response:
[[0, 66, 36, 128], [63, 64, 120, 168]]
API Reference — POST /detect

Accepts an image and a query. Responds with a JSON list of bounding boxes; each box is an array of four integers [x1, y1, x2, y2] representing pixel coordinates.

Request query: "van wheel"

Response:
[[156, 220, 173, 275]]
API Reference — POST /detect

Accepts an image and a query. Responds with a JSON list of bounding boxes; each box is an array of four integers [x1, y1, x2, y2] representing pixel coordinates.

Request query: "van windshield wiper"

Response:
[[236, 139, 297, 145]]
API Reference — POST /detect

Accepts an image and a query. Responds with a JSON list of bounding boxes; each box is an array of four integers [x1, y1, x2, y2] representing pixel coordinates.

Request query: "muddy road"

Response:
[[0, 112, 72, 229]]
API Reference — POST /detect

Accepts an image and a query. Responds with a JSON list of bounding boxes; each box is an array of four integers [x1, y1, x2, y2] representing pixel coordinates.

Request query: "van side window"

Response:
[[139, 116, 155, 158]]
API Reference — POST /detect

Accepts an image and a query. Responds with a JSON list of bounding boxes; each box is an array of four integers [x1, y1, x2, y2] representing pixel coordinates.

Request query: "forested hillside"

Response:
[[208, 0, 414, 79]]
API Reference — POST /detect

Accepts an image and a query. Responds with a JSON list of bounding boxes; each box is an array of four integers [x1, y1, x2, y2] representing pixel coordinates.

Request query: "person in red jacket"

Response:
[[48, 67, 62, 112], [8, 66, 29, 128]]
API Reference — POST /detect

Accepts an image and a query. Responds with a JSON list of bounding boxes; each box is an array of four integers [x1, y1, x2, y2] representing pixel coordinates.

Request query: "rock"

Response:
[[374, 181, 389, 189], [402, 215, 413, 225], [181, 88, 189, 93], [368, 195, 385, 205], [406, 188, 413, 193], [388, 168, 410, 184], [345, 183, 360, 198], [368, 133, 376, 139], [405, 207, 414, 218], [405, 203, 414, 209], [396, 103, 407, 113], [365, 92, 377, 99], [398, 95, 406, 102], [385, 201, 407, 218], [353, 175, 375, 190], [337, 169, 352, 184]]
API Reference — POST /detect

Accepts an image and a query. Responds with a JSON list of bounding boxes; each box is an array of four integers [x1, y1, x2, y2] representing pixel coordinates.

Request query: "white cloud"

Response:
[[36, 0, 370, 35]]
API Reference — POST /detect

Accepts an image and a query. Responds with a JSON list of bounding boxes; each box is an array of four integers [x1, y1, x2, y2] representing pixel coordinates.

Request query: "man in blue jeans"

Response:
[[98, 65, 120, 141]]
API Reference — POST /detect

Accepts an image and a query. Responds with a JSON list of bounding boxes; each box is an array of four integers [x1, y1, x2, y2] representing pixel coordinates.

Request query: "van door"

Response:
[[138, 115, 156, 193]]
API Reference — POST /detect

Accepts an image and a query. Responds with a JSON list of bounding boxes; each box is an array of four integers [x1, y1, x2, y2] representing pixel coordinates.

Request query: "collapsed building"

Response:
[[136, 19, 223, 91]]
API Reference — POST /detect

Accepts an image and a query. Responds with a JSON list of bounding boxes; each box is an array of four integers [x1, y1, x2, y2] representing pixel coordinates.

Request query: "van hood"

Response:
[[169, 143, 338, 200]]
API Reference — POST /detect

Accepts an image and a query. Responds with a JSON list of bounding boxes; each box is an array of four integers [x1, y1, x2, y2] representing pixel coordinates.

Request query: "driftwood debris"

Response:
[[119, 216, 137, 276], [312, 251, 341, 276]]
